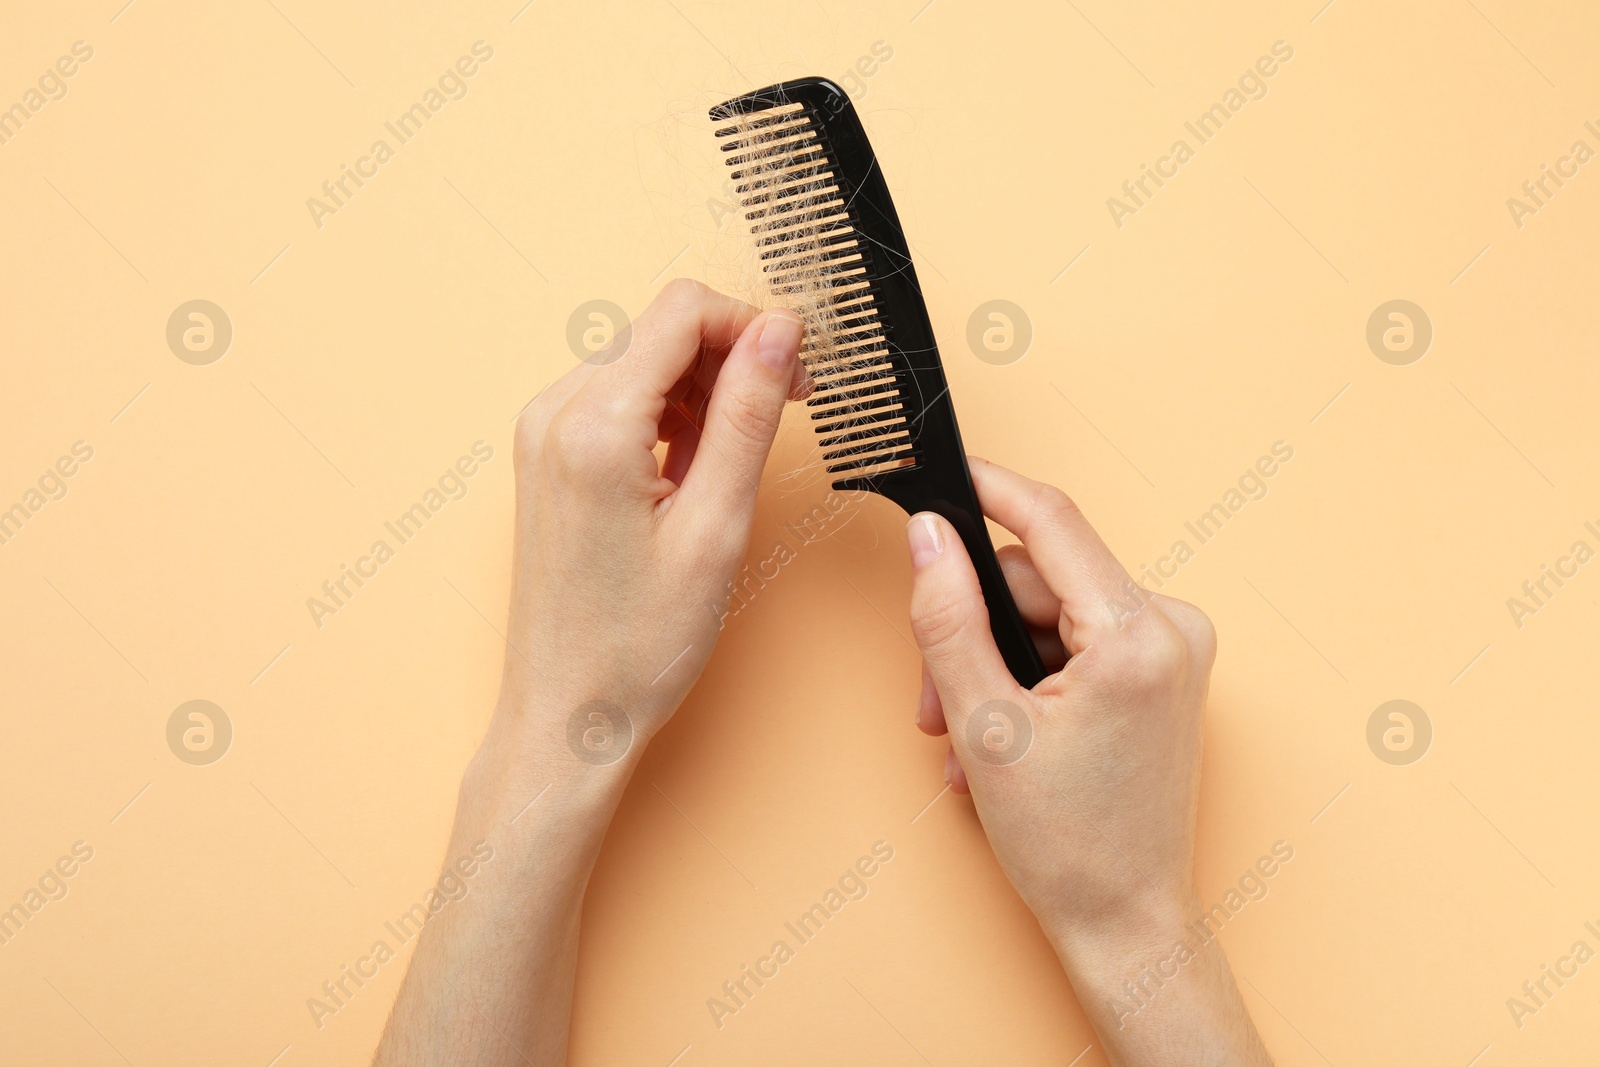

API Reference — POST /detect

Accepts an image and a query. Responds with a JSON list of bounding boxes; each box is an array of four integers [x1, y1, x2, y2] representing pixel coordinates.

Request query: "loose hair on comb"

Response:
[[714, 100, 917, 483], [710, 78, 1050, 687]]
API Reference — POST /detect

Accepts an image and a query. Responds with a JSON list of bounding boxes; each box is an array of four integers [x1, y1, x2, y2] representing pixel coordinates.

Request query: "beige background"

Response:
[[3, 0, 1598, 1064]]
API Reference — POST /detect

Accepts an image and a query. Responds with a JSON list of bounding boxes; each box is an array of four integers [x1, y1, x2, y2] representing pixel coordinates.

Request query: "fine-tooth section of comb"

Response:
[[711, 78, 1050, 687]]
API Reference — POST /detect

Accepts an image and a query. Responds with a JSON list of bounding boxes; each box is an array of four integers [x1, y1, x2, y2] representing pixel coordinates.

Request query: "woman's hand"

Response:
[[486, 279, 806, 770], [905, 457, 1273, 1065], [375, 281, 804, 1067]]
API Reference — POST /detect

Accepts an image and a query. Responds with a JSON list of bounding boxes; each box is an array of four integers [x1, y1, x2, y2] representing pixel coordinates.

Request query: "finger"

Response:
[[659, 424, 700, 487], [511, 361, 601, 453], [1148, 592, 1218, 668], [675, 309, 804, 522], [1031, 625, 1068, 671], [946, 747, 970, 795], [600, 280, 760, 420], [658, 339, 809, 445], [915, 663, 947, 735], [537, 284, 753, 496], [996, 544, 1060, 628], [904, 511, 1017, 726], [997, 543, 1076, 657], [968, 456, 1143, 646]]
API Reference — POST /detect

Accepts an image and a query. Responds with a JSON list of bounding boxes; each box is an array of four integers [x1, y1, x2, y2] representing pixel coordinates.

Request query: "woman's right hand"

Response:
[[904, 456, 1272, 1065]]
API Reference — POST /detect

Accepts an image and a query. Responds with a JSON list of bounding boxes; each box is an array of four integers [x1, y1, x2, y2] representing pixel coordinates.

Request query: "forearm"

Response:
[[373, 707, 634, 1067], [1049, 894, 1274, 1067], [372, 287, 802, 1063]]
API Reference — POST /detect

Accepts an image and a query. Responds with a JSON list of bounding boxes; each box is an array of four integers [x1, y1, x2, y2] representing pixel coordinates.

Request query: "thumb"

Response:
[[905, 512, 1017, 735], [678, 308, 804, 520]]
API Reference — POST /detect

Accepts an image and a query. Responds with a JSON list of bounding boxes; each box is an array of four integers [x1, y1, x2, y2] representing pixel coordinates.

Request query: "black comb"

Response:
[[710, 77, 1048, 687]]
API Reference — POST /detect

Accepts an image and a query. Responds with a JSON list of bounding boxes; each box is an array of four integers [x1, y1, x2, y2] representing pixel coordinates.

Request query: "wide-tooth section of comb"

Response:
[[714, 102, 920, 480], [712, 80, 1051, 689]]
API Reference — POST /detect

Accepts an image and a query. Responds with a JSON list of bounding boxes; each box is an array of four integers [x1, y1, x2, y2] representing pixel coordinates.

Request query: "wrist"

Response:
[[1044, 886, 1271, 1062], [450, 691, 647, 866], [1047, 885, 1263, 1043], [488, 679, 650, 777], [1044, 886, 1207, 1001]]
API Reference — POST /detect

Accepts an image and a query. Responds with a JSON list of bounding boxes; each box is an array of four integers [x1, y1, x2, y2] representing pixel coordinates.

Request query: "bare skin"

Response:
[[909, 461, 1273, 1065], [373, 280, 1273, 1066]]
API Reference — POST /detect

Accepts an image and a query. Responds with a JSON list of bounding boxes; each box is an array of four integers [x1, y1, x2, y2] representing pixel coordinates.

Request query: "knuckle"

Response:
[[657, 277, 708, 309], [718, 387, 780, 451], [699, 520, 748, 569], [910, 589, 976, 655], [513, 405, 545, 465], [1164, 597, 1218, 666], [1030, 484, 1083, 529], [1139, 625, 1189, 681], [513, 376, 577, 464], [1099, 620, 1188, 696], [543, 402, 617, 477], [996, 543, 1030, 566]]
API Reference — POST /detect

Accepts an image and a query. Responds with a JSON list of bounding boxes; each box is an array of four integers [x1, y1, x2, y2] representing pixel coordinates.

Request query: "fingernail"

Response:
[[943, 748, 955, 784], [758, 312, 803, 371], [907, 514, 943, 569]]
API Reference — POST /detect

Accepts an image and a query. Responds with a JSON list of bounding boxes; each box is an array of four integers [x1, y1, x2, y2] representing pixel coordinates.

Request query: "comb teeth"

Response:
[[713, 81, 1051, 690], [715, 103, 920, 479]]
